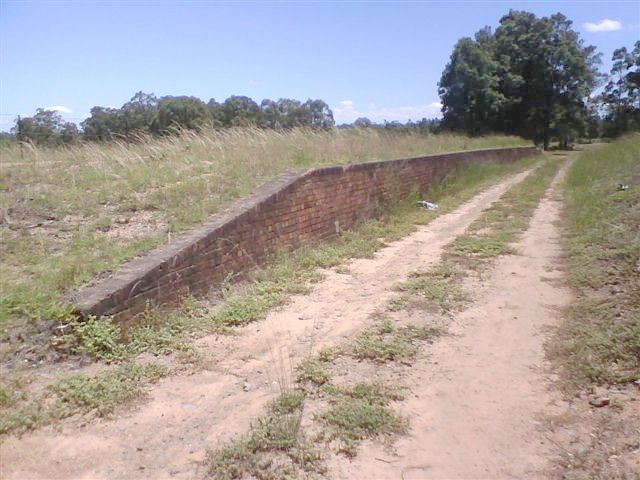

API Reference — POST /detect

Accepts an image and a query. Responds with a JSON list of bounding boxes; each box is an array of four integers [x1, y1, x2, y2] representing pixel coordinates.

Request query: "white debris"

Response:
[[417, 200, 439, 210]]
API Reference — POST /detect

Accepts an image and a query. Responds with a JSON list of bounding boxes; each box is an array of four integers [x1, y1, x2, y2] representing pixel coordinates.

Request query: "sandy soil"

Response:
[[0, 171, 533, 480], [327, 161, 574, 479]]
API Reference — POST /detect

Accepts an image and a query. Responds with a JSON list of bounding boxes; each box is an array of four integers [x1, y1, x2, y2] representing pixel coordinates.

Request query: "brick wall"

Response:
[[71, 146, 540, 320]]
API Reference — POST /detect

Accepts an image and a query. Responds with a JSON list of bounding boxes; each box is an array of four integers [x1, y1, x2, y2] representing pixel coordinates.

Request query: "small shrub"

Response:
[[296, 358, 331, 386], [64, 315, 128, 362], [50, 362, 168, 416], [319, 382, 407, 457], [270, 391, 306, 416]]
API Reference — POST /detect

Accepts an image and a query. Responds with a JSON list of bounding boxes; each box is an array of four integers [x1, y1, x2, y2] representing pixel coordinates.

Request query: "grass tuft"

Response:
[[394, 263, 469, 312], [318, 382, 407, 457], [351, 320, 442, 363], [296, 358, 332, 386], [207, 388, 322, 479]]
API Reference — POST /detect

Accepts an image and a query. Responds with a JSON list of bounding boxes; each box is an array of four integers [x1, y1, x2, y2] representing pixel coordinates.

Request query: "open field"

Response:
[[0, 128, 525, 331]]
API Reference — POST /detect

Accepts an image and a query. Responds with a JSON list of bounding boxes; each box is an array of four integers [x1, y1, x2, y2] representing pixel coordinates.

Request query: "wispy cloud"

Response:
[[333, 100, 442, 124], [45, 105, 73, 113], [583, 19, 623, 32]]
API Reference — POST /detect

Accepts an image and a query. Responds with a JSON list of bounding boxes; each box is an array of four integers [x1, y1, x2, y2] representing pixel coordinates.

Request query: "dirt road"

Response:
[[327, 160, 573, 479], [1, 163, 573, 480]]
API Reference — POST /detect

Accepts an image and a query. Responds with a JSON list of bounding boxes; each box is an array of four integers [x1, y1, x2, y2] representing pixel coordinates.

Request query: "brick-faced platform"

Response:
[[70, 146, 540, 321]]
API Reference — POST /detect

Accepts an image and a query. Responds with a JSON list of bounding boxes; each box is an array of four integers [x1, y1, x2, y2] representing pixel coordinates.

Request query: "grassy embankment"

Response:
[[558, 135, 639, 388], [0, 128, 535, 436], [1, 128, 525, 330], [548, 136, 639, 478]]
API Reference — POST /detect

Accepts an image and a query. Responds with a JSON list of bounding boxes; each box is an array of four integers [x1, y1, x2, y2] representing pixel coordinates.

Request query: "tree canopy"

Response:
[[439, 10, 604, 148], [600, 41, 640, 136]]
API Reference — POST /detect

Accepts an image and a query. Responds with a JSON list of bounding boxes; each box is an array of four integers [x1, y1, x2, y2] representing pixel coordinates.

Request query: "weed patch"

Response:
[[60, 309, 194, 362], [207, 389, 323, 479], [318, 382, 407, 457], [351, 320, 442, 363], [0, 362, 168, 435], [51, 362, 168, 416], [394, 263, 469, 312], [296, 358, 332, 387]]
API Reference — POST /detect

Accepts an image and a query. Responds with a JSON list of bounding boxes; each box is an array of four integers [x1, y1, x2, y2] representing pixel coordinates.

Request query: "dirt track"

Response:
[[0, 161, 587, 480], [327, 160, 573, 479]]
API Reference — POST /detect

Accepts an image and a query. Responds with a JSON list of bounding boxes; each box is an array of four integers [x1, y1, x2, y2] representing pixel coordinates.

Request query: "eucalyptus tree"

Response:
[[601, 41, 640, 136], [439, 10, 601, 148]]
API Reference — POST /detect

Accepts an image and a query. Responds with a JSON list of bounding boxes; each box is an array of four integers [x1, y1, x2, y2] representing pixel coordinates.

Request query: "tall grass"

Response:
[[0, 128, 525, 326], [555, 135, 640, 388]]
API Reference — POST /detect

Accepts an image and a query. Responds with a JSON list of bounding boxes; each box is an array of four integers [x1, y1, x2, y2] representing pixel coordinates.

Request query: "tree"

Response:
[[207, 98, 224, 127], [260, 99, 280, 129], [353, 117, 373, 128], [438, 32, 504, 134], [278, 98, 307, 128], [439, 10, 601, 148], [301, 99, 335, 129], [601, 41, 640, 136], [12, 109, 78, 145], [260, 98, 307, 129], [121, 91, 159, 136], [81, 107, 125, 141], [60, 122, 80, 144], [221, 95, 261, 127], [154, 96, 209, 133]]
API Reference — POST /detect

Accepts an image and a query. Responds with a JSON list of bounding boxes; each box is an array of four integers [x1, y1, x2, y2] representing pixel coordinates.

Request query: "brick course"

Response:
[[71, 146, 540, 321]]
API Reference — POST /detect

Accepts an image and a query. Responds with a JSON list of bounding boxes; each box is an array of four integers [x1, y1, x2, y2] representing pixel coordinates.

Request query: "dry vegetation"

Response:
[[0, 127, 523, 330], [0, 129, 533, 439], [548, 135, 640, 479]]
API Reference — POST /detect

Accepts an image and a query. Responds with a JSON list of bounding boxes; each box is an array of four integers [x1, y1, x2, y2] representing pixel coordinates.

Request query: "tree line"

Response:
[[438, 10, 640, 148], [10, 10, 639, 149], [11, 94, 336, 145]]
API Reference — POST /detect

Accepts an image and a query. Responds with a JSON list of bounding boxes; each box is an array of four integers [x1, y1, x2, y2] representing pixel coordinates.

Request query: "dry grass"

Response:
[[0, 128, 524, 328]]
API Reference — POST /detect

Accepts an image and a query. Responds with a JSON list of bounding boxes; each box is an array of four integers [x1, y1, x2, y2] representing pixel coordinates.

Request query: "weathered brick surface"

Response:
[[71, 146, 540, 321]]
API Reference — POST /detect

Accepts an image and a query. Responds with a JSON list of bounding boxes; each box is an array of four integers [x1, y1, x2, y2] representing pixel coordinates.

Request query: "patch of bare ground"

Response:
[[0, 170, 534, 479], [326, 158, 579, 479]]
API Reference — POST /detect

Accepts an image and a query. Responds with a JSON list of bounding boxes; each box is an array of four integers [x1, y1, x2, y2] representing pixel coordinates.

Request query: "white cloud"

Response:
[[583, 19, 623, 32], [333, 100, 442, 124], [45, 105, 72, 113]]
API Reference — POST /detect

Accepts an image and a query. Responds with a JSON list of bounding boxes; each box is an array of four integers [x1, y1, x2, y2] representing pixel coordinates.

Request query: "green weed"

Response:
[[395, 263, 469, 312], [318, 382, 407, 457], [207, 388, 322, 479], [50, 362, 168, 417], [270, 391, 306, 416], [296, 358, 332, 387], [351, 321, 442, 363], [0, 362, 168, 435]]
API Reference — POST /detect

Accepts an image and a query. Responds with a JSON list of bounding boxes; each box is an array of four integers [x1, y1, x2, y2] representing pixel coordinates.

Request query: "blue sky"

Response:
[[1, 0, 638, 131]]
